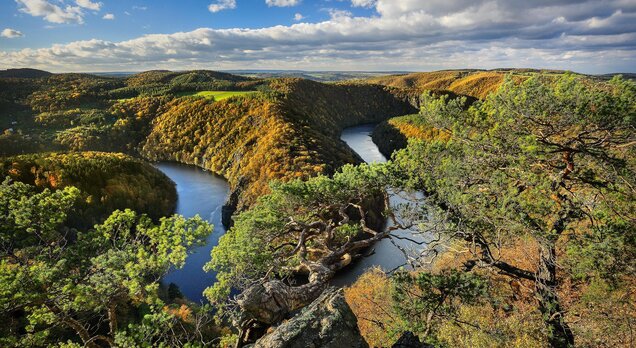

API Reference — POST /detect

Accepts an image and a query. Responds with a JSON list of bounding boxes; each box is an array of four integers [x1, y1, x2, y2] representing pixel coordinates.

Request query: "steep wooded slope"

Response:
[[140, 78, 416, 211]]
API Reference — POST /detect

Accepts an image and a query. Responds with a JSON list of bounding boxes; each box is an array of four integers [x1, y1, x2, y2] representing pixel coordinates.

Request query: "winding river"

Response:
[[156, 123, 423, 301]]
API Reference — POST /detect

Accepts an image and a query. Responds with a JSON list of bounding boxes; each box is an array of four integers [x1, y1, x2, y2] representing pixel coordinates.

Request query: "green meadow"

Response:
[[177, 90, 257, 100]]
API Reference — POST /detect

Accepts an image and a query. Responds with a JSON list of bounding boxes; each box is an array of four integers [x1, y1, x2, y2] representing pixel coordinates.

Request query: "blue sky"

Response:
[[0, 1, 375, 50], [1, 0, 635, 73]]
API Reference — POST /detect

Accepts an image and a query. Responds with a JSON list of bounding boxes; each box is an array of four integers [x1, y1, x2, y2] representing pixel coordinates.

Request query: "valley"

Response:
[[1, 68, 634, 348], [2, 0, 635, 345]]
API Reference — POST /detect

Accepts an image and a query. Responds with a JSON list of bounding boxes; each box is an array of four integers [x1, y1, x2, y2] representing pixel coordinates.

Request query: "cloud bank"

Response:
[[15, 0, 105, 24], [3, 0, 636, 73]]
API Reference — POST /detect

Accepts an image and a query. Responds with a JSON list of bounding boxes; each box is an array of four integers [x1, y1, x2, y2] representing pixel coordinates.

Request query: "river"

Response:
[[155, 123, 423, 301], [155, 162, 229, 303], [332, 124, 426, 286]]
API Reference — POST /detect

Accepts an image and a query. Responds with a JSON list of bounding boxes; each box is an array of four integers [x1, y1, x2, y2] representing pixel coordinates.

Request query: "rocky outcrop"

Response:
[[250, 287, 368, 348]]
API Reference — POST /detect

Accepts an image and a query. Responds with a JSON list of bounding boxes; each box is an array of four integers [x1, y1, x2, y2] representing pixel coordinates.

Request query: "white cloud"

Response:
[[16, 0, 84, 24], [132, 6, 148, 11], [266, 0, 300, 7], [208, 0, 236, 13], [327, 8, 352, 19], [294, 13, 304, 21], [75, 0, 102, 11], [2, 0, 635, 74], [102, 13, 115, 20], [351, 0, 376, 8], [1, 28, 24, 38]]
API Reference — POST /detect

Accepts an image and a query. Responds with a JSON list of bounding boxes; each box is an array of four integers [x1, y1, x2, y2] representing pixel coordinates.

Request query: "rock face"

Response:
[[251, 287, 368, 348]]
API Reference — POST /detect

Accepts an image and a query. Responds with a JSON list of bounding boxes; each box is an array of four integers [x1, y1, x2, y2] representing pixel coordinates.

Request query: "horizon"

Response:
[[1, 0, 635, 74], [4, 67, 634, 77]]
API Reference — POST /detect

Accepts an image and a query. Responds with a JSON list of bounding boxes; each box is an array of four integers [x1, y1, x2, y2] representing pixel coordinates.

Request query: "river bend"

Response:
[[156, 123, 423, 301]]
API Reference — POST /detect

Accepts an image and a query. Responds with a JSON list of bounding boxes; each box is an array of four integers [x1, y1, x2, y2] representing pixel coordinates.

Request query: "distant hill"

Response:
[[364, 69, 635, 99], [225, 70, 406, 82], [364, 70, 525, 99], [126, 70, 252, 86], [599, 73, 636, 81], [0, 68, 52, 79]]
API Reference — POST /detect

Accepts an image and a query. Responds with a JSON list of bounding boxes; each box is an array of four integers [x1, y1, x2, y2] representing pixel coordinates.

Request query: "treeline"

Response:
[[0, 151, 177, 227], [109, 70, 263, 99], [364, 69, 574, 99]]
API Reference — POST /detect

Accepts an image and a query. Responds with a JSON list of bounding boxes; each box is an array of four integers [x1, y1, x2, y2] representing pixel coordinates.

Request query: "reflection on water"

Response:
[[332, 124, 426, 286], [155, 162, 229, 303], [340, 124, 387, 164]]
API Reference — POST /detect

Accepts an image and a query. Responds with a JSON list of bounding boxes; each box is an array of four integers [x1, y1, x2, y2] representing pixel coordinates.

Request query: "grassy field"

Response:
[[177, 90, 258, 100]]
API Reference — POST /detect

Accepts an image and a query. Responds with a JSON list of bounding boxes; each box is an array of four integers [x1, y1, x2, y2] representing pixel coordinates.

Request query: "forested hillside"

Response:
[[141, 78, 416, 211], [0, 152, 176, 227]]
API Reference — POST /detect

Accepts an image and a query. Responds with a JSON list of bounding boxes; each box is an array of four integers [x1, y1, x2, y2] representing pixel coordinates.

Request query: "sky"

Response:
[[0, 0, 635, 73]]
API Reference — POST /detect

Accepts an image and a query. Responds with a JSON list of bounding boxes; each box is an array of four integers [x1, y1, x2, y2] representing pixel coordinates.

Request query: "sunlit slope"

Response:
[[364, 69, 567, 99]]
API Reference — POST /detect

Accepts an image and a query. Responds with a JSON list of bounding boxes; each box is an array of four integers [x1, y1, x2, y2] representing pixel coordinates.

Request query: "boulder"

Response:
[[251, 287, 368, 348]]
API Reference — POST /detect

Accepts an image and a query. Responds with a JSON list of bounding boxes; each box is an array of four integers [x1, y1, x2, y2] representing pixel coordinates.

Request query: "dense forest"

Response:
[[0, 152, 177, 227], [1, 68, 634, 347], [0, 70, 415, 216]]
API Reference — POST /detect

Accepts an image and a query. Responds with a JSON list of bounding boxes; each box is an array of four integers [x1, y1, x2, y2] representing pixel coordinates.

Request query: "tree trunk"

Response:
[[534, 151, 575, 347], [536, 240, 574, 347], [108, 301, 118, 338], [237, 262, 333, 325]]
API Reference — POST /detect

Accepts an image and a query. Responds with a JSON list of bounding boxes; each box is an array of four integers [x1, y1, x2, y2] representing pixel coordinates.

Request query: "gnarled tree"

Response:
[[391, 74, 635, 346], [205, 164, 411, 343]]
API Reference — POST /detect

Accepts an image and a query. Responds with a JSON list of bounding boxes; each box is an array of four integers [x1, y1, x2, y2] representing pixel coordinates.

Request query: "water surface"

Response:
[[340, 124, 387, 163], [155, 162, 229, 303]]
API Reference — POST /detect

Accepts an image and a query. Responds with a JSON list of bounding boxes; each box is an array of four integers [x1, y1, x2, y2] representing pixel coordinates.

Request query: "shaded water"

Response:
[[155, 162, 229, 303], [340, 124, 388, 163]]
